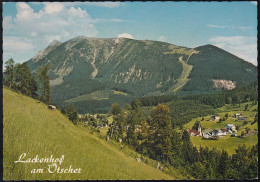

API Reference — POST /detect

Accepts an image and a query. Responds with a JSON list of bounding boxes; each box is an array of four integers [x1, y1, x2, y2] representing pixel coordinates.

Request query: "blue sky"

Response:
[[2, 1, 257, 65]]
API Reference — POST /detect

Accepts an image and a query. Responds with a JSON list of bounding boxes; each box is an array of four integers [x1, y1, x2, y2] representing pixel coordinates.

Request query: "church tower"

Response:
[[198, 124, 202, 136]]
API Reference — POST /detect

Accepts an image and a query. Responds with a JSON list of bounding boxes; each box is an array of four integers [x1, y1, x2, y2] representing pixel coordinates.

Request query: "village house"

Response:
[[203, 127, 229, 138], [231, 131, 237, 136], [202, 128, 213, 138], [217, 129, 227, 136], [203, 133, 211, 138], [212, 129, 218, 136], [237, 117, 247, 121], [78, 114, 85, 119], [226, 129, 233, 134], [90, 114, 97, 119], [187, 129, 200, 136], [210, 114, 220, 121], [225, 124, 237, 132], [234, 113, 243, 118], [212, 129, 227, 137], [234, 113, 248, 120]]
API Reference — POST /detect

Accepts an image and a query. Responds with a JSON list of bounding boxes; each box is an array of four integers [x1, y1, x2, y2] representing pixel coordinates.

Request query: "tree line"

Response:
[[4, 58, 83, 125], [183, 81, 258, 108], [3, 58, 51, 105], [134, 81, 257, 110], [107, 101, 257, 179]]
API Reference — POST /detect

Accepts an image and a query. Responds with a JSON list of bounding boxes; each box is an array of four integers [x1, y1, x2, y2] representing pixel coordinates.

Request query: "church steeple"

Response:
[[198, 123, 202, 136]]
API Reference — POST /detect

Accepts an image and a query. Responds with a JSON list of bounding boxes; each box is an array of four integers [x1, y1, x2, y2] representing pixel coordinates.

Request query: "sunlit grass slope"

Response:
[[190, 135, 257, 155], [3, 88, 174, 180]]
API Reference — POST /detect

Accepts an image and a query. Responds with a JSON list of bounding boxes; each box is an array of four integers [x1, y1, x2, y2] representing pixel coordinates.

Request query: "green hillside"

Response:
[[3, 88, 176, 180], [180, 44, 257, 96]]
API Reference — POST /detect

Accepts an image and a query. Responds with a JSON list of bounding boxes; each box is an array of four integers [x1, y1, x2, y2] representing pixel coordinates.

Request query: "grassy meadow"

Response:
[[190, 135, 257, 155], [65, 90, 128, 103], [3, 88, 177, 180]]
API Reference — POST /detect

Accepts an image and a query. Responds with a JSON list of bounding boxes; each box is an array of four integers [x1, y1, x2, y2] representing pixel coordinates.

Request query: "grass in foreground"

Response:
[[3, 88, 175, 180]]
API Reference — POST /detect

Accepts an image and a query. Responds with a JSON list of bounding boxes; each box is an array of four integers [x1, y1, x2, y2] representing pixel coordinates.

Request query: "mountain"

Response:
[[3, 87, 178, 180], [27, 37, 257, 113], [179, 44, 258, 96]]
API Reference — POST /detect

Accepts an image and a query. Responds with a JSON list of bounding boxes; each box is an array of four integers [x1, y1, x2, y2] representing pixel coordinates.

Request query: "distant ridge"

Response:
[[26, 36, 257, 113]]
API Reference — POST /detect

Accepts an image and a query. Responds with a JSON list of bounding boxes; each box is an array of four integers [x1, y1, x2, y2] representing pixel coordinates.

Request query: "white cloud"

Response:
[[117, 33, 134, 39], [207, 24, 225, 29], [63, 2, 123, 8], [3, 36, 34, 51], [250, 1, 257, 5], [16, 2, 34, 21], [157, 35, 166, 42], [31, 2, 123, 8], [43, 2, 65, 14], [3, 2, 98, 63], [3, 36, 35, 63], [207, 24, 253, 32], [209, 36, 257, 66], [93, 18, 135, 23], [238, 26, 253, 31], [3, 16, 14, 32], [3, 2, 134, 63]]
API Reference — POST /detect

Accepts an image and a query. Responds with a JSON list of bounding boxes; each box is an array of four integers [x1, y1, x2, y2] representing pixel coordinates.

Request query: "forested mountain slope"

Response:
[[27, 37, 257, 113]]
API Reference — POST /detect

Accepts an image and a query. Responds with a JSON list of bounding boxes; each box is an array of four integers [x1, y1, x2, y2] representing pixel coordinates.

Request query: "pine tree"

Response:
[[231, 145, 249, 179], [181, 130, 194, 164], [132, 99, 144, 124], [148, 104, 173, 163], [64, 105, 78, 124], [30, 75, 38, 98], [247, 145, 258, 178], [111, 102, 122, 115], [126, 111, 138, 147], [109, 103, 126, 140], [36, 64, 51, 104], [171, 130, 182, 162], [125, 99, 145, 146], [124, 102, 132, 110], [218, 150, 230, 179], [14, 62, 38, 97], [4, 58, 15, 88]]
